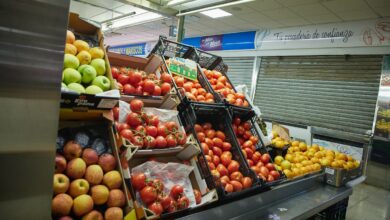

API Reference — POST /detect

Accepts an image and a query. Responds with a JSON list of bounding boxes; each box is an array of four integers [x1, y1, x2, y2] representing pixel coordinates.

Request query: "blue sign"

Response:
[[109, 43, 148, 56], [182, 31, 256, 51]]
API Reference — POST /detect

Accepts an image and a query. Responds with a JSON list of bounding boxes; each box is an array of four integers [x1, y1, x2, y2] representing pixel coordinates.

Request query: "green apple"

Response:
[[61, 82, 67, 89], [67, 83, 85, 94], [80, 65, 97, 84], [92, 76, 110, 91], [64, 54, 80, 69], [78, 64, 89, 73], [63, 68, 81, 85], [90, 58, 106, 76], [85, 85, 103, 95]]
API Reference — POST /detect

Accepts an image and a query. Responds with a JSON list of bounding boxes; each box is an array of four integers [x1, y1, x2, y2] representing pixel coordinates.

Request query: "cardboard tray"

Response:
[[60, 13, 119, 111], [107, 52, 179, 109]]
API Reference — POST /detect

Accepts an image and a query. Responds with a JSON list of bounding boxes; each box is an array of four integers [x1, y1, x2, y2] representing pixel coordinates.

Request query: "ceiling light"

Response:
[[200, 9, 232, 18], [176, 0, 255, 16], [102, 12, 164, 31], [167, 0, 189, 6]]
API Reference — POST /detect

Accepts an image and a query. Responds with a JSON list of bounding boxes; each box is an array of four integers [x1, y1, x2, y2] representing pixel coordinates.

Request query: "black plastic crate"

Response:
[[149, 36, 198, 61], [230, 113, 286, 188], [178, 103, 260, 200], [310, 197, 349, 220]]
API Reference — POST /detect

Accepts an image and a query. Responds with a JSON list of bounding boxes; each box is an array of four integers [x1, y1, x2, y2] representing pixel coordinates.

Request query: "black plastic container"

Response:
[[178, 102, 261, 200], [309, 197, 349, 220]]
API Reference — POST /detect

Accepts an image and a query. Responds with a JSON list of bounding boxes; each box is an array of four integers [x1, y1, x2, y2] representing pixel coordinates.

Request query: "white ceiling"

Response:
[[69, 0, 390, 46]]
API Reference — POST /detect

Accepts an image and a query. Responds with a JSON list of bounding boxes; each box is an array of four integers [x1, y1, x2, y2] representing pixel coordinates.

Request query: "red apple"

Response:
[[107, 189, 126, 208], [66, 158, 86, 179], [82, 210, 103, 220], [68, 179, 90, 198], [63, 140, 82, 160], [98, 153, 116, 173], [85, 165, 103, 185], [53, 173, 69, 195], [52, 193, 73, 216], [82, 148, 99, 165], [55, 154, 67, 173], [58, 216, 73, 220], [105, 207, 123, 220]]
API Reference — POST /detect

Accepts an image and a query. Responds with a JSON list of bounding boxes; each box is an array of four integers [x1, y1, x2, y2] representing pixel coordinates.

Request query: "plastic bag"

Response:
[[131, 161, 197, 208]]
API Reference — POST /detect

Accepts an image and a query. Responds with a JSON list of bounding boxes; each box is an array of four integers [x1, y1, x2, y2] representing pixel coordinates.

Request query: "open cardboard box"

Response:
[[57, 112, 135, 218], [123, 145, 218, 220], [60, 13, 120, 111], [107, 52, 178, 109]]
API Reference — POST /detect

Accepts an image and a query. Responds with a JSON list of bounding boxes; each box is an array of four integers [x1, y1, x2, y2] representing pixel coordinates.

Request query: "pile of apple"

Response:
[[52, 141, 125, 220], [62, 30, 111, 95], [203, 69, 249, 107], [231, 118, 280, 183], [195, 123, 253, 193], [131, 173, 202, 215], [115, 99, 187, 149], [112, 66, 173, 96], [173, 75, 216, 103]]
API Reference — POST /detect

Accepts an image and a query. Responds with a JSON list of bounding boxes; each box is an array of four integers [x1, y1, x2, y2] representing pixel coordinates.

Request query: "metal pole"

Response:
[[176, 16, 185, 42]]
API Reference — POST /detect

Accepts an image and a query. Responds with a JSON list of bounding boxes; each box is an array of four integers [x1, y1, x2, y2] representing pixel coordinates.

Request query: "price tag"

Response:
[[168, 57, 198, 81], [325, 167, 335, 175]]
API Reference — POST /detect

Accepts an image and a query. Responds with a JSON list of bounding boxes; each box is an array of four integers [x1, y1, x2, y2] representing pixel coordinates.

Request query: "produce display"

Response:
[[195, 122, 254, 193], [130, 161, 201, 216], [111, 66, 173, 96], [232, 118, 281, 183], [271, 135, 290, 149], [172, 75, 216, 103], [115, 99, 187, 149], [53, 125, 125, 219], [62, 30, 111, 94], [202, 68, 248, 107], [274, 140, 360, 179]]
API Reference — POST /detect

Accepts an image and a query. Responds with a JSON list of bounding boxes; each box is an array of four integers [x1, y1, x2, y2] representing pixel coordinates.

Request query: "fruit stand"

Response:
[[50, 15, 370, 220]]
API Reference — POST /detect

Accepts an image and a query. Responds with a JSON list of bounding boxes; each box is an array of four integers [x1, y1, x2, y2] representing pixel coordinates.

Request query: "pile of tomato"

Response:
[[195, 122, 253, 193], [203, 69, 249, 107], [173, 75, 216, 103], [111, 67, 173, 96], [131, 173, 202, 215], [232, 118, 281, 182], [114, 99, 187, 149]]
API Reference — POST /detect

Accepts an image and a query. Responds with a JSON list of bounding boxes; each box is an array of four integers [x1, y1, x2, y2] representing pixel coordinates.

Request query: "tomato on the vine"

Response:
[[148, 202, 163, 215], [166, 134, 177, 147], [177, 196, 190, 210], [130, 99, 143, 113], [170, 185, 184, 199], [140, 186, 157, 204], [131, 173, 146, 191]]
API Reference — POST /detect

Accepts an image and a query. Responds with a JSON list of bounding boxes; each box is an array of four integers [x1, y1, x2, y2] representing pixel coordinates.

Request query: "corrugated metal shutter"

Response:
[[254, 55, 382, 135], [222, 57, 254, 91]]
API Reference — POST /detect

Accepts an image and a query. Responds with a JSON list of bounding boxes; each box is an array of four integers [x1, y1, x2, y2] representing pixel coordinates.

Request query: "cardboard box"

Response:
[[60, 13, 119, 110], [107, 52, 178, 109]]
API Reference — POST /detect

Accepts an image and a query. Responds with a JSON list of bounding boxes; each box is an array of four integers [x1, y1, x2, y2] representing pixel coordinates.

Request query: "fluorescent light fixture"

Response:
[[200, 9, 232, 18], [167, 0, 188, 6], [102, 12, 164, 31], [176, 0, 255, 16]]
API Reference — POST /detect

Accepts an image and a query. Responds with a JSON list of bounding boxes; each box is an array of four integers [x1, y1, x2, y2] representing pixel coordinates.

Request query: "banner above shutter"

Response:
[[254, 55, 383, 135]]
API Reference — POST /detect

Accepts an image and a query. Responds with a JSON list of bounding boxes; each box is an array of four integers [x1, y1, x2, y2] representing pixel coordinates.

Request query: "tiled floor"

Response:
[[346, 183, 390, 220]]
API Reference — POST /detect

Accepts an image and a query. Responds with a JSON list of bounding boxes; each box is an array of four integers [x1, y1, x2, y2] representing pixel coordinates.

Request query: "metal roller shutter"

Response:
[[254, 55, 383, 135], [223, 57, 255, 91]]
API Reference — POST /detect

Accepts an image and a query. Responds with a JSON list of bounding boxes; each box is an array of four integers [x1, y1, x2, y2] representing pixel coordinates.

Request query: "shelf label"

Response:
[[325, 167, 335, 175], [168, 57, 198, 81]]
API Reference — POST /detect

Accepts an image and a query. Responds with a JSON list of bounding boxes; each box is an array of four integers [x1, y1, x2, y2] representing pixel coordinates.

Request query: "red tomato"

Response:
[[206, 129, 216, 139], [213, 155, 220, 166], [270, 170, 280, 180], [175, 77, 184, 87], [153, 85, 161, 96], [220, 175, 230, 186], [260, 166, 269, 177], [241, 149, 247, 159], [155, 136, 167, 148], [140, 186, 157, 204], [111, 67, 119, 79], [116, 82, 123, 92], [244, 148, 254, 159], [205, 155, 212, 162], [211, 169, 220, 179], [132, 135, 144, 147], [167, 200, 177, 213], [129, 71, 142, 85], [117, 123, 130, 132], [225, 183, 234, 193], [230, 180, 243, 192], [166, 134, 177, 147], [161, 82, 171, 95], [220, 153, 232, 167], [177, 196, 190, 210], [230, 171, 243, 182], [165, 121, 178, 132], [183, 82, 193, 92], [135, 125, 146, 135], [216, 164, 228, 176], [251, 166, 261, 174], [120, 129, 133, 140], [241, 177, 252, 189], [197, 88, 206, 96], [113, 107, 119, 120], [212, 146, 222, 157], [157, 125, 169, 137], [118, 74, 129, 85], [228, 160, 240, 174], [122, 83, 135, 95], [243, 131, 252, 140], [152, 179, 164, 193], [201, 143, 209, 153], [222, 142, 232, 151], [131, 173, 146, 191], [256, 161, 264, 168], [143, 79, 155, 93], [215, 131, 226, 141], [176, 132, 187, 145], [160, 72, 172, 83], [237, 126, 245, 135], [205, 93, 214, 100], [212, 138, 223, 148], [127, 112, 142, 127], [135, 86, 143, 95], [267, 175, 275, 182], [208, 162, 215, 170], [252, 152, 262, 163], [158, 194, 172, 210], [265, 163, 275, 171], [146, 125, 157, 137], [202, 123, 212, 130], [247, 159, 254, 167], [194, 124, 203, 132], [218, 76, 227, 84], [250, 136, 259, 144], [193, 189, 202, 204], [261, 154, 271, 164], [170, 185, 184, 199], [205, 138, 214, 147], [144, 136, 156, 148], [148, 202, 163, 215], [233, 117, 241, 126], [208, 149, 214, 157]]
